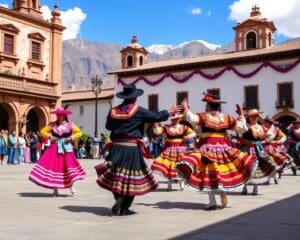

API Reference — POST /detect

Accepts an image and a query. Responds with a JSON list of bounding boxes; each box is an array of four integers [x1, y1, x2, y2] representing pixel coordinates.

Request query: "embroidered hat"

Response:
[[50, 107, 72, 115], [116, 83, 144, 99], [201, 92, 226, 104], [246, 109, 263, 117]]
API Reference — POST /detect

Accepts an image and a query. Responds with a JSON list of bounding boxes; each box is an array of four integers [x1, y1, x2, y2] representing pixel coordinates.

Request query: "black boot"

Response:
[[120, 196, 136, 216], [111, 193, 124, 215]]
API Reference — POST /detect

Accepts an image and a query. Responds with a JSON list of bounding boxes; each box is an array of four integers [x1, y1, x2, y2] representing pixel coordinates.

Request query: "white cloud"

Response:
[[191, 7, 202, 15], [0, 3, 8, 8], [41, 5, 87, 40], [229, 0, 300, 38]]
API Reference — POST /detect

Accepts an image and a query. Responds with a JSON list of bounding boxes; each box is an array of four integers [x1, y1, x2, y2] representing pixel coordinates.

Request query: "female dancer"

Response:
[[262, 116, 294, 180], [239, 110, 276, 195], [151, 113, 196, 191], [176, 93, 257, 210], [29, 107, 86, 196], [287, 118, 300, 175]]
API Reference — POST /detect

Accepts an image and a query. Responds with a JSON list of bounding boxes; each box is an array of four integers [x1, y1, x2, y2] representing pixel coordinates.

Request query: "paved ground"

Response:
[[0, 160, 299, 240]]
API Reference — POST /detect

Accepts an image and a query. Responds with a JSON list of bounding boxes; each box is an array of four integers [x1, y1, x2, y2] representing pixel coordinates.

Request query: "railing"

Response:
[[276, 99, 294, 108], [0, 73, 58, 97]]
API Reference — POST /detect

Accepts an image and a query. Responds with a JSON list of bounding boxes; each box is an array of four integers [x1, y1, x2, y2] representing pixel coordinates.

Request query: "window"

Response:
[[4, 34, 14, 54], [177, 91, 188, 105], [139, 56, 144, 66], [127, 55, 133, 67], [246, 31, 256, 49], [207, 88, 220, 98], [31, 41, 41, 60], [148, 94, 158, 111], [79, 106, 84, 116], [277, 82, 293, 108], [244, 86, 259, 109], [268, 32, 272, 46]]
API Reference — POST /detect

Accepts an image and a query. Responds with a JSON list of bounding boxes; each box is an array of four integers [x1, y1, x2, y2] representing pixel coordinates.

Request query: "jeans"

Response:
[[17, 148, 25, 163], [30, 147, 37, 163], [7, 148, 16, 164]]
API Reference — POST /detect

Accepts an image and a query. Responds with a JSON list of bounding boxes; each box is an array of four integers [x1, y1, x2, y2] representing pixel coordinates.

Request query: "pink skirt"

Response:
[[29, 143, 86, 189], [24, 147, 31, 163]]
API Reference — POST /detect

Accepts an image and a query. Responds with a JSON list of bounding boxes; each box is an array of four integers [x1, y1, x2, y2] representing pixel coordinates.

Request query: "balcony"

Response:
[[0, 73, 58, 99], [276, 99, 294, 108]]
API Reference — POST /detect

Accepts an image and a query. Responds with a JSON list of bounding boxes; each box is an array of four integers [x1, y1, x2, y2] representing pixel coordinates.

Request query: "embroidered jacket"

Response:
[[106, 103, 169, 140]]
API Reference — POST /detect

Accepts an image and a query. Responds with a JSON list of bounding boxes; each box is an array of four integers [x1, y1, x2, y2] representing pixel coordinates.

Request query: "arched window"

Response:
[[246, 31, 256, 49], [139, 56, 144, 66], [126, 55, 133, 67], [32, 0, 37, 9], [268, 32, 272, 46]]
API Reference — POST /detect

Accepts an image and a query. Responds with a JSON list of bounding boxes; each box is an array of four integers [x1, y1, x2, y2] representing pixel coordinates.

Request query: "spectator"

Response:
[[7, 131, 17, 165], [0, 129, 8, 165], [17, 132, 26, 164]]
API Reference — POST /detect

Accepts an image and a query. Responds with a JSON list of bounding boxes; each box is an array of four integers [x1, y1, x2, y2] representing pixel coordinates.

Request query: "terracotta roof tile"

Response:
[[110, 40, 300, 75]]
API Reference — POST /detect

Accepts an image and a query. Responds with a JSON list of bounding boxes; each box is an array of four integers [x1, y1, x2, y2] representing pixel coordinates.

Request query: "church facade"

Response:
[[111, 7, 300, 128], [0, 0, 64, 133]]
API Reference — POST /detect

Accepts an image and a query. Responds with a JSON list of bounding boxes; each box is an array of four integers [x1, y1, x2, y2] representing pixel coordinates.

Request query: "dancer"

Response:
[[151, 113, 196, 191], [239, 110, 276, 195], [262, 116, 294, 180], [95, 83, 180, 216], [176, 93, 257, 210], [286, 118, 300, 175], [29, 107, 86, 196]]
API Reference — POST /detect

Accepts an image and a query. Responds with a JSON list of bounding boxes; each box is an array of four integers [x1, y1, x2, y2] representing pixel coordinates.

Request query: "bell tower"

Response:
[[12, 0, 42, 18], [233, 6, 276, 51], [121, 36, 148, 69]]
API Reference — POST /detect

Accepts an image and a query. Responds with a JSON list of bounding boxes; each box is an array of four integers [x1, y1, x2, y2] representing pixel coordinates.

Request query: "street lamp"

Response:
[[90, 75, 103, 137]]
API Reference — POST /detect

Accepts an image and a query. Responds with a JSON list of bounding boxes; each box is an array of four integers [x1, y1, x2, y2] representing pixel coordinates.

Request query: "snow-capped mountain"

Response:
[[146, 39, 221, 55]]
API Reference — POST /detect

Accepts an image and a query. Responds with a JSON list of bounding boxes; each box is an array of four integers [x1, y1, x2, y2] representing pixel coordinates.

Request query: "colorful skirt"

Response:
[[264, 144, 289, 168], [176, 137, 257, 191], [29, 143, 86, 189], [240, 145, 276, 185], [151, 142, 187, 180], [288, 143, 300, 166], [96, 142, 158, 196]]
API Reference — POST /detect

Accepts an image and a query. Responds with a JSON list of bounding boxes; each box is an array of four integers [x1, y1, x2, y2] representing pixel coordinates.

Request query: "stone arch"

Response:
[[246, 31, 257, 49], [0, 102, 18, 132], [273, 110, 299, 130], [24, 106, 48, 133]]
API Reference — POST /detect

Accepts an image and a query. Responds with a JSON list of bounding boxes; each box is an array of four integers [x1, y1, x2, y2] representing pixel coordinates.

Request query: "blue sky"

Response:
[[2, 0, 299, 47]]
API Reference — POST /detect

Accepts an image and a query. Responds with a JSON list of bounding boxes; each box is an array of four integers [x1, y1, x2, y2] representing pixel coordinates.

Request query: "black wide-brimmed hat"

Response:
[[201, 92, 226, 104], [116, 83, 144, 99]]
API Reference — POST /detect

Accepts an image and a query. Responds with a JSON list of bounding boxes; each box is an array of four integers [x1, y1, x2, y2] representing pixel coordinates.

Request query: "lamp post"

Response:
[[90, 75, 103, 137]]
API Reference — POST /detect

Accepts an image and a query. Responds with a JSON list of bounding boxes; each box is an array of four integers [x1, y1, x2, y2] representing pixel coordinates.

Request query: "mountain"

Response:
[[61, 39, 230, 91]]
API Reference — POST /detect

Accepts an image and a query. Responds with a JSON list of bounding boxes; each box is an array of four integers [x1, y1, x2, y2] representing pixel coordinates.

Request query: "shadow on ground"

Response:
[[168, 193, 300, 240], [60, 205, 112, 216], [18, 192, 70, 198], [137, 201, 207, 210]]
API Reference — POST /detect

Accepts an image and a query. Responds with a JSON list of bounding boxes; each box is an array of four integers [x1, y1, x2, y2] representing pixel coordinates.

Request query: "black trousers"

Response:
[[113, 192, 135, 210]]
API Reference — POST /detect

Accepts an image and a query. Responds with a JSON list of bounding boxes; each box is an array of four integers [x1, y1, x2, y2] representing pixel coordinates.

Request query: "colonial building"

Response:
[[0, 0, 65, 133], [61, 86, 114, 136], [111, 7, 300, 128]]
